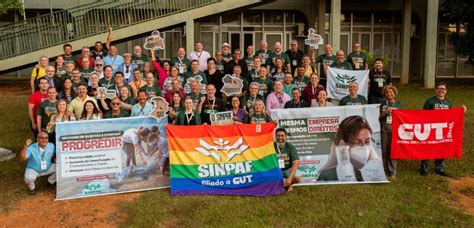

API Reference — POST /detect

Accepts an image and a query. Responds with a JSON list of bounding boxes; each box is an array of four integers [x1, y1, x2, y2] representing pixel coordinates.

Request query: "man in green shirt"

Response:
[[221, 43, 233, 62], [339, 82, 368, 106], [315, 44, 336, 82], [37, 87, 57, 143], [104, 97, 130, 118], [255, 40, 274, 68], [293, 65, 310, 92], [184, 60, 208, 85], [274, 128, 300, 191], [140, 72, 162, 98], [241, 82, 263, 112], [269, 41, 291, 70], [170, 48, 190, 76], [246, 56, 263, 82], [253, 66, 273, 100], [331, 50, 353, 70], [282, 72, 297, 99], [132, 45, 150, 72], [187, 81, 205, 110], [346, 43, 368, 70], [245, 45, 255, 71]]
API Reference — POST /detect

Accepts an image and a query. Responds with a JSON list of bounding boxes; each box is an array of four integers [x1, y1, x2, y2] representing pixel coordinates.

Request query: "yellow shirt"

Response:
[[31, 66, 46, 79], [294, 65, 316, 78], [68, 96, 99, 120], [128, 80, 147, 98]]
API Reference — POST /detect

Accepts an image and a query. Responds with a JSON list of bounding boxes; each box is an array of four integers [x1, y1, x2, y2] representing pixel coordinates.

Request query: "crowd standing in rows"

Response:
[[24, 27, 461, 194]]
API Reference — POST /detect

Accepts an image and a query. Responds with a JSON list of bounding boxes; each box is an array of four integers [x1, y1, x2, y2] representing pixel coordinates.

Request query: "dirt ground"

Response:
[[446, 176, 474, 216], [0, 189, 141, 227]]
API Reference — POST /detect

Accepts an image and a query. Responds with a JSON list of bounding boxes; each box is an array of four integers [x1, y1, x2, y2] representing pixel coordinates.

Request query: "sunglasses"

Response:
[[111, 102, 121, 105], [96, 64, 103, 66]]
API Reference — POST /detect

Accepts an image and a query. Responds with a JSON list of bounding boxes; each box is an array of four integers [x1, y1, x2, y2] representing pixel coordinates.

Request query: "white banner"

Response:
[[271, 105, 388, 185], [327, 67, 369, 100]]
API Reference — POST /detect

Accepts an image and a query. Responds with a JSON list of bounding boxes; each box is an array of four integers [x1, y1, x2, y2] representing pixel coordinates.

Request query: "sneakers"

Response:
[[27, 188, 36, 195]]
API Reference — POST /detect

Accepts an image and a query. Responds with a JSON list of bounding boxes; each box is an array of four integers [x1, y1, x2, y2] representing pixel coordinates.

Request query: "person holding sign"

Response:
[[331, 50, 353, 70], [379, 85, 401, 179], [347, 43, 368, 70], [198, 84, 225, 125], [243, 99, 272, 124], [274, 128, 300, 191], [20, 132, 56, 195], [175, 96, 201, 125], [339, 82, 368, 106], [318, 116, 381, 181]]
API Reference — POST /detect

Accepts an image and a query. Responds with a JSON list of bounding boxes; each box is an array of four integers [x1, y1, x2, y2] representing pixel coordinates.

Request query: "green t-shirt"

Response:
[[274, 142, 299, 170], [380, 100, 402, 123], [122, 96, 137, 106], [104, 109, 130, 118], [346, 52, 368, 70], [245, 56, 255, 71], [56, 66, 67, 78], [253, 77, 274, 99], [246, 69, 260, 82], [243, 113, 272, 124], [170, 57, 191, 75], [99, 78, 115, 89], [37, 100, 57, 130], [255, 49, 274, 66], [188, 92, 204, 110], [269, 52, 291, 67], [63, 55, 77, 65], [184, 71, 208, 85], [423, 96, 452, 110], [79, 68, 94, 81], [140, 85, 162, 97], [292, 76, 310, 92], [132, 54, 150, 71], [241, 94, 264, 111], [222, 53, 233, 62], [283, 84, 297, 99], [339, 95, 368, 106], [331, 61, 353, 70], [72, 79, 87, 91], [315, 54, 336, 79], [216, 60, 225, 73]]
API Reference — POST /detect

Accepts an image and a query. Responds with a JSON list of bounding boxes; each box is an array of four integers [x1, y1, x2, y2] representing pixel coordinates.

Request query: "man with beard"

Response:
[[274, 128, 300, 191]]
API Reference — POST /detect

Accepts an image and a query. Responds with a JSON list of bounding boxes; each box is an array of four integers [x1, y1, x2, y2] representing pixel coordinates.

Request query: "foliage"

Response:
[[0, 0, 23, 15], [443, 0, 474, 64], [361, 49, 390, 70]]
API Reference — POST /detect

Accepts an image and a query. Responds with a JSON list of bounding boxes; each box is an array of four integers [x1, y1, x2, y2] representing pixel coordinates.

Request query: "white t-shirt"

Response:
[[122, 128, 139, 144], [188, 51, 211, 72]]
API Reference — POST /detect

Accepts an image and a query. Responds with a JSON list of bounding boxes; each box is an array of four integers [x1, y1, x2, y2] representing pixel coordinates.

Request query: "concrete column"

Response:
[[423, 0, 439, 88], [186, 19, 195, 54], [400, 0, 411, 84], [329, 0, 341, 51], [317, 0, 326, 54]]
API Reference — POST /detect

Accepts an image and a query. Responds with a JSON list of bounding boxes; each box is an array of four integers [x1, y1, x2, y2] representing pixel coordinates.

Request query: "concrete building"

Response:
[[0, 0, 471, 88]]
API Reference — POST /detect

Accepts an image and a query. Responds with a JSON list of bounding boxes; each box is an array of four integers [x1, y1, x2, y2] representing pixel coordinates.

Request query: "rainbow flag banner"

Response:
[[167, 123, 285, 196]]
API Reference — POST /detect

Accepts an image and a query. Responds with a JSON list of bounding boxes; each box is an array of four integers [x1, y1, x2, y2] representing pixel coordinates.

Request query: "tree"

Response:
[[0, 0, 23, 15], [443, 0, 474, 64]]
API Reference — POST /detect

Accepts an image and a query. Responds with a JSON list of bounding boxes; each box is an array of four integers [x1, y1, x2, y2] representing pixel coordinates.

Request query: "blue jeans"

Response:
[[420, 159, 444, 173]]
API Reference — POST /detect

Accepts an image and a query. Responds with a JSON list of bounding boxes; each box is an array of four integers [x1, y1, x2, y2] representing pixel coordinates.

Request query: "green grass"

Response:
[[0, 80, 473, 226]]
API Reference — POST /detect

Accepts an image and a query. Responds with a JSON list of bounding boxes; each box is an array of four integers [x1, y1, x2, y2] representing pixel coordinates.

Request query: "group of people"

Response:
[[23, 28, 462, 194]]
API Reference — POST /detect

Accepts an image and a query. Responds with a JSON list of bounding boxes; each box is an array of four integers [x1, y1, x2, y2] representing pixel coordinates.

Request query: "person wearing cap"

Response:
[[224, 49, 248, 76], [285, 40, 305, 74], [117, 53, 138, 83], [255, 40, 274, 68], [221, 43, 233, 62]]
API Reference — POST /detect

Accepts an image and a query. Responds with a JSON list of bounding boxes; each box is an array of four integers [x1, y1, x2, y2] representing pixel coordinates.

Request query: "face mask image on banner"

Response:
[[349, 145, 370, 170], [336, 145, 356, 182]]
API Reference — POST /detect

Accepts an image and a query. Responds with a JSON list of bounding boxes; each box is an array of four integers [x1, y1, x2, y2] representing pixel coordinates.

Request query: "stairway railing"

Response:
[[0, 0, 219, 60]]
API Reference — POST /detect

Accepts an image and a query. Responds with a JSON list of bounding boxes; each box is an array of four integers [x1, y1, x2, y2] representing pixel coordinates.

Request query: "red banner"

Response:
[[391, 108, 464, 160]]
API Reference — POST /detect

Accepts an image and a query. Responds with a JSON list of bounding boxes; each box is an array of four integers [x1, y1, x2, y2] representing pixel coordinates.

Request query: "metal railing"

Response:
[[0, 0, 219, 60]]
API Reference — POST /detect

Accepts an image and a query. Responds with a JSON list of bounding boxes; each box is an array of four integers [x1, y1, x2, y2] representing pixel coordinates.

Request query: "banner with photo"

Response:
[[391, 108, 464, 160], [167, 123, 285, 196], [327, 67, 369, 100], [55, 116, 169, 200], [271, 105, 388, 185]]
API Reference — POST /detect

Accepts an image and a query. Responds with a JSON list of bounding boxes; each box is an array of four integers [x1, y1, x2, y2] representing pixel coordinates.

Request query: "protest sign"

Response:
[[391, 108, 464, 160], [304, 28, 324, 49], [56, 116, 169, 200], [150, 96, 169, 120], [97, 87, 116, 99], [221, 74, 244, 96], [271, 105, 388, 185], [210, 111, 234, 125], [327, 67, 369, 100], [167, 123, 285, 196], [143, 30, 165, 50], [183, 75, 207, 94]]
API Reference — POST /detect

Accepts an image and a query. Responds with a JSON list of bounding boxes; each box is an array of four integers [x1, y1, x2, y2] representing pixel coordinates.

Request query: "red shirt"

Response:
[[75, 56, 95, 69], [28, 91, 48, 119], [164, 90, 185, 104], [302, 84, 325, 105]]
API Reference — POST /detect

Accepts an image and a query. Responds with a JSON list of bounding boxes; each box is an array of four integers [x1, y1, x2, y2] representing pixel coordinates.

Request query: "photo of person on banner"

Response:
[[317, 115, 385, 182], [120, 127, 152, 177]]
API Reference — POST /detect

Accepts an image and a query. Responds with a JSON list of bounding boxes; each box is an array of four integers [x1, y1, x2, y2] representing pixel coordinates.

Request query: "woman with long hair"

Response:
[[229, 96, 247, 123], [80, 100, 102, 120], [46, 99, 76, 134], [243, 99, 272, 124], [55, 55, 67, 78], [168, 91, 184, 124], [57, 78, 77, 104], [270, 57, 286, 81], [317, 115, 381, 181]]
